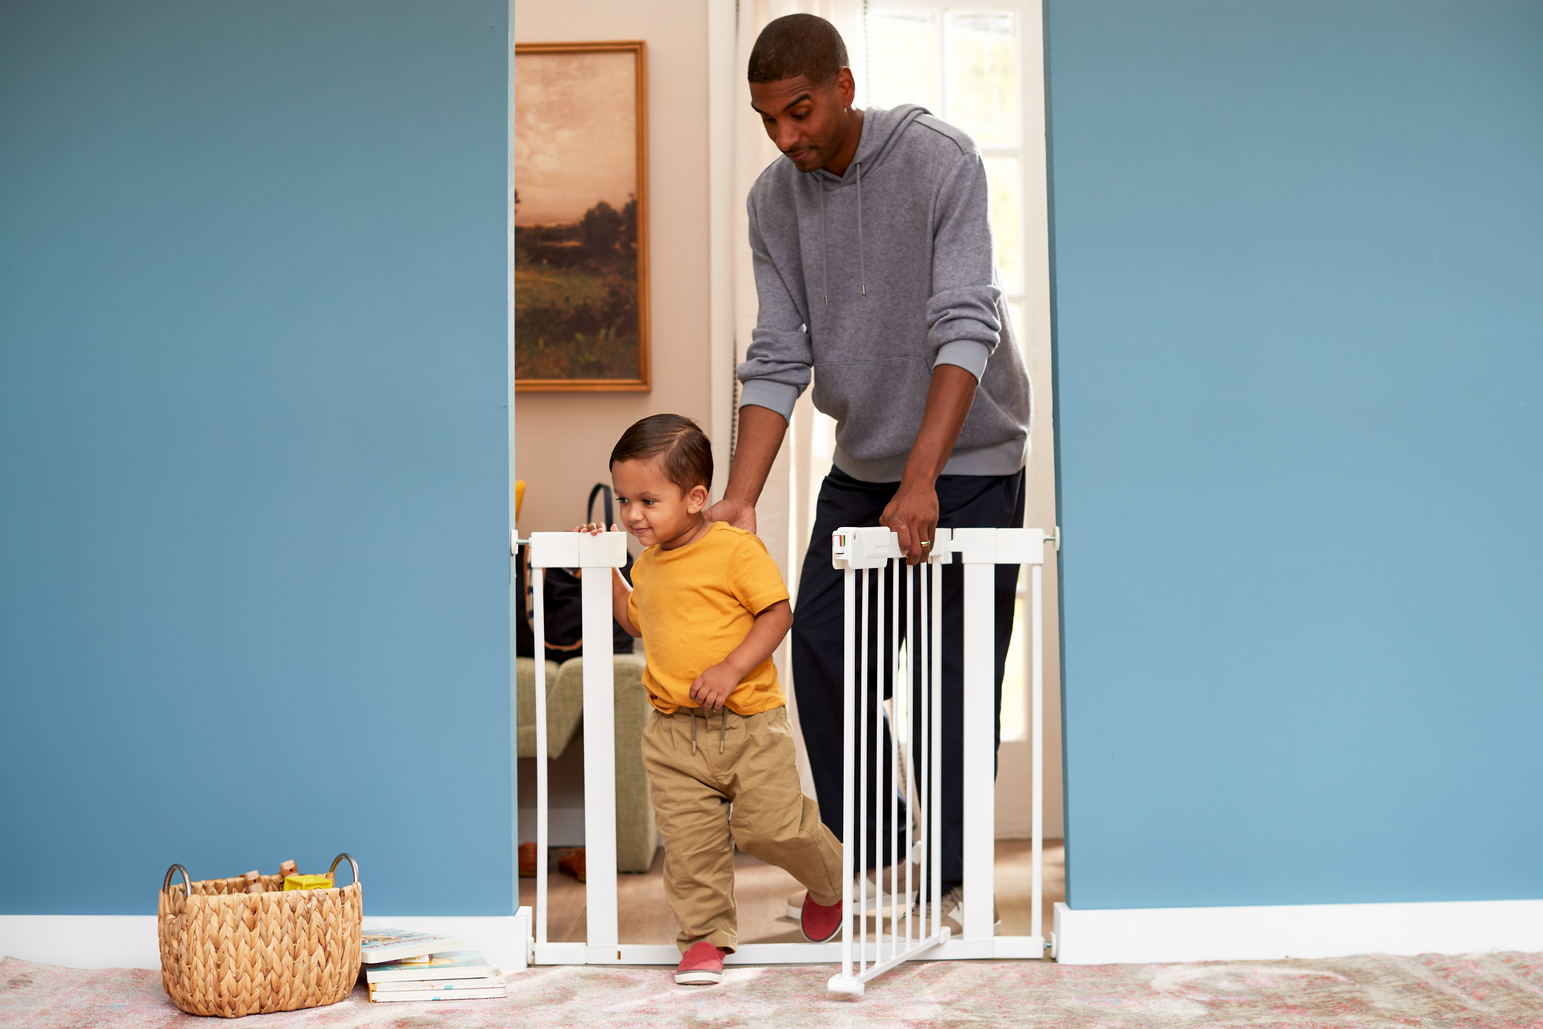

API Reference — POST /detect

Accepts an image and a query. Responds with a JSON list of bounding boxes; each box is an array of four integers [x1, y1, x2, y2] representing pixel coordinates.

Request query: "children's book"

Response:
[[364, 951, 498, 983], [368, 981, 508, 1003], [370, 973, 503, 993], [359, 928, 464, 964]]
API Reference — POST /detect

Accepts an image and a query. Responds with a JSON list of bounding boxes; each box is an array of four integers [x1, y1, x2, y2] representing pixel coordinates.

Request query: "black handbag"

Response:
[[515, 484, 635, 663]]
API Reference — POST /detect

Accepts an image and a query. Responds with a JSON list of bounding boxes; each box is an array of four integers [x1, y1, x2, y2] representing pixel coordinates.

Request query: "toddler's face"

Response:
[[611, 458, 708, 550]]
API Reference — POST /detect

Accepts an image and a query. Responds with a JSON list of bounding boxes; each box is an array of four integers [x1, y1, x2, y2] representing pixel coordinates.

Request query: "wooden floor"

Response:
[[518, 839, 1065, 947]]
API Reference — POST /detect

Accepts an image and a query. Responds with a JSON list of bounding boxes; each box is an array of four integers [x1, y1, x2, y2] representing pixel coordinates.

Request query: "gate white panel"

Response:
[[514, 526, 1055, 987]]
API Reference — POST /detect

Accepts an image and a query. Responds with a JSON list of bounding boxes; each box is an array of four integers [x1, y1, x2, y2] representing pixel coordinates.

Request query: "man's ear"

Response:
[[834, 66, 856, 107], [687, 484, 709, 514]]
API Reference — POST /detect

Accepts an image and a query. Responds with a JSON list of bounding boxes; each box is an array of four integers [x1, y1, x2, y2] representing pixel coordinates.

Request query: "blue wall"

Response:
[[1047, 1, 1543, 908], [0, 1, 510, 914]]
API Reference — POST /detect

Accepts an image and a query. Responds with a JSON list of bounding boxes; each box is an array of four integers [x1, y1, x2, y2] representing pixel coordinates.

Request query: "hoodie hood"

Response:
[[813, 103, 931, 187]]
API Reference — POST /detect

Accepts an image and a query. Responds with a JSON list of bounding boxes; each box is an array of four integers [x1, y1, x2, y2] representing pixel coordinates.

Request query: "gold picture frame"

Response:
[[514, 41, 649, 392]]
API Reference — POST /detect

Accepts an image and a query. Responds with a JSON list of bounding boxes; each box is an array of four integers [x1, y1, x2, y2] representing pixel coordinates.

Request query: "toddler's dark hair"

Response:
[[748, 13, 848, 86], [610, 414, 713, 496]]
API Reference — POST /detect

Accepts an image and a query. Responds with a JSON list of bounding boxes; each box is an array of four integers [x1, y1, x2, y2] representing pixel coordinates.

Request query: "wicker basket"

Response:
[[157, 854, 362, 1018]]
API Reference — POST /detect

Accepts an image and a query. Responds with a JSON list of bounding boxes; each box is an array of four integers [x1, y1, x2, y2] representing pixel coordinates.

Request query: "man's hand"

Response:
[[689, 661, 741, 713], [706, 405, 788, 536], [881, 480, 940, 566], [701, 496, 756, 533], [884, 364, 979, 565]]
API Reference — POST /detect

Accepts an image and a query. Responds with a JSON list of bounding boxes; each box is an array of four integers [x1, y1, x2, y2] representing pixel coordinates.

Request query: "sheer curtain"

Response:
[[725, 0, 862, 794], [731, 0, 859, 591]]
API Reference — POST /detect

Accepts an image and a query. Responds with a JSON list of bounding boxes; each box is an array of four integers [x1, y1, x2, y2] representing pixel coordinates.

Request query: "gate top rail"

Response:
[[832, 526, 1057, 570]]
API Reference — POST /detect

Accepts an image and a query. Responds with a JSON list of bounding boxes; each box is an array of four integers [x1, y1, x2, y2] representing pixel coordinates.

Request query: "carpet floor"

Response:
[[4, 952, 1542, 1028]]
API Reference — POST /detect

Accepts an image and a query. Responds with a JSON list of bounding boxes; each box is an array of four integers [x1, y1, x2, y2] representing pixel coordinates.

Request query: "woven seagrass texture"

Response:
[[157, 873, 362, 1018]]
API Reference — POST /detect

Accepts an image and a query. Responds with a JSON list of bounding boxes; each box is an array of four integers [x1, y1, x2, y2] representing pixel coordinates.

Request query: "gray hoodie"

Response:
[[737, 104, 1032, 482]]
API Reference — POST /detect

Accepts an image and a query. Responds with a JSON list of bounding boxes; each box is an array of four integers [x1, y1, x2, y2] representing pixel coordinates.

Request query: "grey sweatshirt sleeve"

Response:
[[926, 151, 1002, 382], [735, 195, 812, 421]]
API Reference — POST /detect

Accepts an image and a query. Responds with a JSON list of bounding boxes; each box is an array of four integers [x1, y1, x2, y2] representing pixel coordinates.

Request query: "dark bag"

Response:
[[515, 484, 635, 663]]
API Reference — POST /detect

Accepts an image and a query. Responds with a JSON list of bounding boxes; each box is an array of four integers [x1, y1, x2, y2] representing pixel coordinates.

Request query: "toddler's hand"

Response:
[[571, 522, 619, 535], [689, 662, 740, 713]]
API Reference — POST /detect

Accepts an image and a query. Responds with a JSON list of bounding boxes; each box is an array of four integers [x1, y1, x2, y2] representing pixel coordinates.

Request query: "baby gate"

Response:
[[514, 525, 1056, 994]]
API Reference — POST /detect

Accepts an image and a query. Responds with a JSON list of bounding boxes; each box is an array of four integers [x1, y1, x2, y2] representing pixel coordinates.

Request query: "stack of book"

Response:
[[360, 929, 508, 1004]]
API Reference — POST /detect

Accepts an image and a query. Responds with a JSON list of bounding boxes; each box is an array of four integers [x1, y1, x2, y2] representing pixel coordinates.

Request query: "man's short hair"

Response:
[[747, 13, 848, 86], [610, 414, 713, 495]]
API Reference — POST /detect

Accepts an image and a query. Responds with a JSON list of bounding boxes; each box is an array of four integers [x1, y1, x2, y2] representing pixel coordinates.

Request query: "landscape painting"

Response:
[[514, 42, 649, 391]]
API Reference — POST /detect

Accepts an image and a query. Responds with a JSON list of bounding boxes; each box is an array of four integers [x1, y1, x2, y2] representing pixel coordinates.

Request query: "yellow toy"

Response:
[[282, 874, 334, 891]]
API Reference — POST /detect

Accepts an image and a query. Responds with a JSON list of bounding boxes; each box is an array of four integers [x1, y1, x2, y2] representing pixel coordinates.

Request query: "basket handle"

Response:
[[162, 863, 191, 896], [328, 853, 359, 887]]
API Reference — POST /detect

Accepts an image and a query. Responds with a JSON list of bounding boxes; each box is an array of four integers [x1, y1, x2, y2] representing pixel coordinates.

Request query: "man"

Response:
[[703, 14, 1031, 929]]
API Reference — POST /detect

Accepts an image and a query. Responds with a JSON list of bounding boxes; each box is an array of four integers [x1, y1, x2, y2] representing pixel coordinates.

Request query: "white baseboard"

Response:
[[1053, 898, 1543, 965], [0, 915, 160, 970], [0, 909, 532, 975]]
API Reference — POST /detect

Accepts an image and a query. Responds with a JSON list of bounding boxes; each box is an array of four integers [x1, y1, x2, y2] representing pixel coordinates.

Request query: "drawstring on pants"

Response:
[[688, 710, 727, 754]]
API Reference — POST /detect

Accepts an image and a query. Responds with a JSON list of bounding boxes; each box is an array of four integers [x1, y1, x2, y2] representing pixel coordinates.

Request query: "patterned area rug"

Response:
[[3, 953, 1541, 1028]]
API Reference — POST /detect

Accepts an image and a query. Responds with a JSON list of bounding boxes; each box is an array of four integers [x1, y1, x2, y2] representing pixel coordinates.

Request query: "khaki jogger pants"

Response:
[[642, 704, 844, 954]]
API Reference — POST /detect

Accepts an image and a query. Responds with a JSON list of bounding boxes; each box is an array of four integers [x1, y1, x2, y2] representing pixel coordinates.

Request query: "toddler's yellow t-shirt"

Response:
[[626, 521, 789, 715]]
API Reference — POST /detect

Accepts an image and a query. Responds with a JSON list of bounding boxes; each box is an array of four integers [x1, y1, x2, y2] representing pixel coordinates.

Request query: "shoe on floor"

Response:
[[674, 942, 727, 985], [921, 885, 1001, 936], [556, 847, 586, 883], [800, 892, 843, 943], [784, 863, 916, 919]]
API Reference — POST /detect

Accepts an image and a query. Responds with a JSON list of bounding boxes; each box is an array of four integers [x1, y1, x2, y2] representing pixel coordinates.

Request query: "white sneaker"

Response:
[[784, 864, 917, 920], [918, 885, 1001, 936]]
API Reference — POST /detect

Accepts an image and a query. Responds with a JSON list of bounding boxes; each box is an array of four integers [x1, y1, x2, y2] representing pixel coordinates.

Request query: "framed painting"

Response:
[[514, 41, 649, 392]]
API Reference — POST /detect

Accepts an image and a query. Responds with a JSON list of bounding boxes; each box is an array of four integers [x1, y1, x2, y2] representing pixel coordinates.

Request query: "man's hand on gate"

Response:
[[881, 479, 940, 566]]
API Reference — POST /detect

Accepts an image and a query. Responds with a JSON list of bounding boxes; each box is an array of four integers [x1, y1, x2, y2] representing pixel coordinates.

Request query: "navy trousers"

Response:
[[790, 466, 1025, 893]]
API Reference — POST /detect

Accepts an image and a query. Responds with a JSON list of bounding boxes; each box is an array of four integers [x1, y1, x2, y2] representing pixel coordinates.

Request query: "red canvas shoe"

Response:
[[800, 892, 844, 943], [674, 941, 727, 985]]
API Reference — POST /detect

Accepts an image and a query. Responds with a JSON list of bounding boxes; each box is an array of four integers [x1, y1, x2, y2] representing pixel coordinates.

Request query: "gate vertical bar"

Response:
[[929, 548, 943, 942], [913, 558, 925, 944], [581, 546, 619, 960], [958, 530, 996, 944], [839, 565, 856, 981], [1031, 558, 1044, 946], [904, 562, 915, 947], [533, 564, 549, 949], [874, 560, 886, 957], [858, 570, 870, 974], [888, 557, 900, 958]]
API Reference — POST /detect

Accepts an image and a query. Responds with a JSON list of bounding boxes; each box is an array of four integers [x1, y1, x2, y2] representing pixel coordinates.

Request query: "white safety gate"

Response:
[[514, 525, 1056, 992]]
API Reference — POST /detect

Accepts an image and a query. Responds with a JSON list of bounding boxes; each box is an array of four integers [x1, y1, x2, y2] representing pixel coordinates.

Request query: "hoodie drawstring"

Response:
[[820, 186, 830, 308], [854, 161, 866, 296]]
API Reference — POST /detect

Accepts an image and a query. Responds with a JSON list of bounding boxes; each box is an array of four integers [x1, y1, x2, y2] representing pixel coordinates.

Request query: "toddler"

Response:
[[579, 413, 844, 986]]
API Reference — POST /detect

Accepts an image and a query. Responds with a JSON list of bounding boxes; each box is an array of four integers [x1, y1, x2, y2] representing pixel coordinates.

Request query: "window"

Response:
[[865, 6, 1029, 336], [864, 3, 1036, 742]]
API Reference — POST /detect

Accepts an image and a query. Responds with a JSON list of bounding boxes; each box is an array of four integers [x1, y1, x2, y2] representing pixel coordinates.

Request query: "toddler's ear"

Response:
[[686, 484, 709, 514]]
